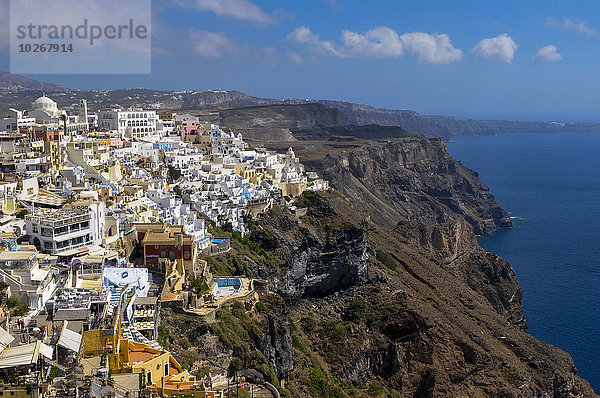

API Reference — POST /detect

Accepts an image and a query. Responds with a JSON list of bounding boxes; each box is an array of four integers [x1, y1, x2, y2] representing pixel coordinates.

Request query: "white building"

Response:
[[1, 109, 36, 132], [99, 108, 158, 139], [25, 207, 103, 255], [0, 247, 58, 311]]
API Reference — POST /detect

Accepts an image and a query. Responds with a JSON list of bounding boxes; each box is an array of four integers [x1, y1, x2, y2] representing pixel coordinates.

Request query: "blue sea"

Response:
[[447, 132, 600, 391]]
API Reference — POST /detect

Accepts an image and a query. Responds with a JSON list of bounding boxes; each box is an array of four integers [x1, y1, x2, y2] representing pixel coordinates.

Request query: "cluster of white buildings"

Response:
[[0, 94, 335, 397], [0, 94, 328, 314]]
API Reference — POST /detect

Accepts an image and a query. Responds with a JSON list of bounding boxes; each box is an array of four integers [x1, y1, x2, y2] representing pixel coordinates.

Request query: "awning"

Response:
[[0, 341, 53, 368], [0, 326, 15, 350], [39, 343, 53, 360], [56, 246, 89, 257], [58, 327, 82, 353]]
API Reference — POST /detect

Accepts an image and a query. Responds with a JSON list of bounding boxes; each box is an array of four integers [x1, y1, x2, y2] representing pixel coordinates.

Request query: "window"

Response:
[[146, 371, 152, 385], [184, 251, 190, 259], [165, 362, 169, 376]]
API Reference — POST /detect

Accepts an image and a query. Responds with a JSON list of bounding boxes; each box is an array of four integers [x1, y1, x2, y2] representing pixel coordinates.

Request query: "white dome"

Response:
[[32, 95, 58, 111]]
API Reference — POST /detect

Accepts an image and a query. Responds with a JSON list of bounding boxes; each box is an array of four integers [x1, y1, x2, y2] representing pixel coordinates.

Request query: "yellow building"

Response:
[[279, 182, 307, 197], [110, 339, 219, 396]]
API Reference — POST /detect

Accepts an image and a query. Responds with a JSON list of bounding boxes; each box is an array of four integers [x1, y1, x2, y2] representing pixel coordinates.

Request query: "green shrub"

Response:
[[375, 249, 398, 270], [180, 337, 191, 350], [344, 299, 367, 322], [301, 316, 317, 333], [319, 320, 348, 339], [308, 368, 345, 398], [367, 381, 386, 396], [293, 191, 318, 208], [291, 334, 309, 354], [7, 296, 28, 316], [188, 275, 210, 297], [254, 301, 267, 313], [157, 323, 171, 349]]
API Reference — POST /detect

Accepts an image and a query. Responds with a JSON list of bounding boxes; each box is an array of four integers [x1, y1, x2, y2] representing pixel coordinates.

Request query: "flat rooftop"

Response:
[[0, 250, 36, 261], [26, 208, 87, 223]]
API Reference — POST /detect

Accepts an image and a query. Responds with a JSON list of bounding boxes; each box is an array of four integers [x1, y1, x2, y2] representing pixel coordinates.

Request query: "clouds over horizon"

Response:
[[545, 17, 597, 35], [472, 34, 518, 63], [287, 26, 462, 64], [533, 45, 563, 62], [171, 0, 276, 25], [188, 29, 241, 58]]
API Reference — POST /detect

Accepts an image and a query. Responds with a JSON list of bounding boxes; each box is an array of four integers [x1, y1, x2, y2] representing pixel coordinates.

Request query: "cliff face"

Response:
[[257, 201, 369, 299], [315, 100, 600, 138], [216, 103, 348, 142], [394, 218, 527, 330], [159, 191, 594, 397], [288, 136, 511, 235], [154, 134, 595, 396], [242, 194, 594, 397]]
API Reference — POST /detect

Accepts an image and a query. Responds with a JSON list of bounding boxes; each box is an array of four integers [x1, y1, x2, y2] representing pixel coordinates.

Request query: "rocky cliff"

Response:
[[271, 193, 594, 397], [315, 99, 600, 138], [267, 136, 511, 235], [216, 103, 347, 141], [159, 185, 595, 396]]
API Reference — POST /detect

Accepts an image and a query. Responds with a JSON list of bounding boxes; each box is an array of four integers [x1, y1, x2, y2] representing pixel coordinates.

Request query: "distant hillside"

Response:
[[2, 71, 600, 138], [0, 71, 65, 91], [315, 100, 600, 137]]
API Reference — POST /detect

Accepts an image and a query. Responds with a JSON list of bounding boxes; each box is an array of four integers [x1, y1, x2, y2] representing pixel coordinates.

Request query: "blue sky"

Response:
[[2, 0, 600, 121]]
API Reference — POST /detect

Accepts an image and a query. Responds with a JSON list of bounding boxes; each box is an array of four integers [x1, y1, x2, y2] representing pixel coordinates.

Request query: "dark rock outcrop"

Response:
[[257, 308, 294, 379], [266, 219, 369, 299], [382, 311, 429, 341], [341, 337, 402, 384]]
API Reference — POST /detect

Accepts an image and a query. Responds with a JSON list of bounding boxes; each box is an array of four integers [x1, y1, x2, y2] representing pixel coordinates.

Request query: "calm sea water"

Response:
[[447, 132, 600, 390]]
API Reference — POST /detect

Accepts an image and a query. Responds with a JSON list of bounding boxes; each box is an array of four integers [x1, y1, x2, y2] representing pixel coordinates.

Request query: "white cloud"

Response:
[[400, 32, 463, 64], [340, 27, 404, 58], [533, 44, 563, 62], [287, 26, 318, 44], [172, 0, 274, 25], [287, 26, 344, 57], [287, 51, 303, 65], [287, 26, 462, 64], [545, 17, 597, 36], [472, 34, 518, 63], [188, 29, 240, 58]]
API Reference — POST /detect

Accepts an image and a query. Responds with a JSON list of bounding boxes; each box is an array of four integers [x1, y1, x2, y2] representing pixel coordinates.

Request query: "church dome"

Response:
[[32, 95, 58, 111]]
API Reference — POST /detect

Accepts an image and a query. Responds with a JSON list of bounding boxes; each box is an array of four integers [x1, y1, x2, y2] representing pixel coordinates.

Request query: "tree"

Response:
[[172, 185, 182, 198], [167, 166, 181, 183]]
